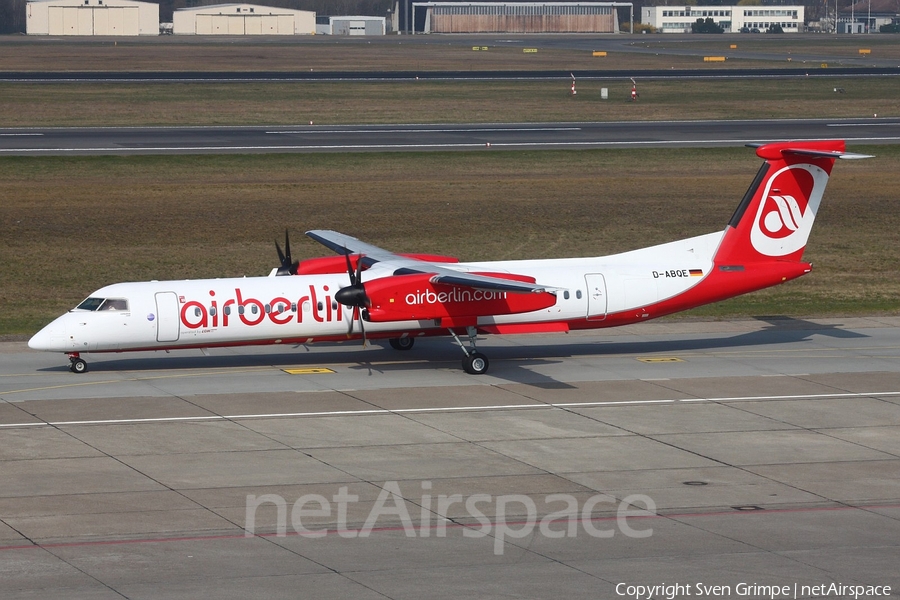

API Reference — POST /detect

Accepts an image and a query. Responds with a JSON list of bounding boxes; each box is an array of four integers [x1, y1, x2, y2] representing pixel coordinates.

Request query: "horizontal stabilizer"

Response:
[[747, 142, 873, 161]]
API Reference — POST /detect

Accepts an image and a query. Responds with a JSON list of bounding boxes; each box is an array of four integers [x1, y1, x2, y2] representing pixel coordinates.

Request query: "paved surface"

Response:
[[2, 118, 899, 156], [2, 317, 899, 599]]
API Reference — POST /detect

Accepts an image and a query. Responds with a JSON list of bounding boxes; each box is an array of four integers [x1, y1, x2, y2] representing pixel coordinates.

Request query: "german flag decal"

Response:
[[690, 269, 704, 277]]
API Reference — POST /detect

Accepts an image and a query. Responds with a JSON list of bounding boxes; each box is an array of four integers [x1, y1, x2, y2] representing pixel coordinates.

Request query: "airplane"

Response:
[[29, 140, 870, 375]]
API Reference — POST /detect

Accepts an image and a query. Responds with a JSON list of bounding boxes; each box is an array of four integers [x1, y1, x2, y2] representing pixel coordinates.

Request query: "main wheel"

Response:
[[462, 352, 489, 375], [389, 337, 415, 351], [70, 358, 88, 374]]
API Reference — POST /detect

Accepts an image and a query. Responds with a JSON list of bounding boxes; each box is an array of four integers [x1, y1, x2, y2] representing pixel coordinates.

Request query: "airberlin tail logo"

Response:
[[749, 163, 829, 257]]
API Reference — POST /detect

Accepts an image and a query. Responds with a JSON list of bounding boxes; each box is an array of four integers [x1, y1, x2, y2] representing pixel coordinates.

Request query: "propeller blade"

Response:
[[355, 254, 364, 287], [274, 230, 299, 276], [283, 229, 292, 263], [346, 306, 356, 337], [343, 247, 356, 286], [335, 251, 368, 347]]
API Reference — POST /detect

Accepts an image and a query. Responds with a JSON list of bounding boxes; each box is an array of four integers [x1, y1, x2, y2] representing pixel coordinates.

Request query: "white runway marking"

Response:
[[266, 127, 583, 134], [2, 390, 897, 429], [3, 137, 900, 155], [827, 122, 900, 127]]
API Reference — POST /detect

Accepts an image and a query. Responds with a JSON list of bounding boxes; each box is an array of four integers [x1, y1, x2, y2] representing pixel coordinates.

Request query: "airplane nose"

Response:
[[28, 318, 67, 351], [28, 327, 52, 351]]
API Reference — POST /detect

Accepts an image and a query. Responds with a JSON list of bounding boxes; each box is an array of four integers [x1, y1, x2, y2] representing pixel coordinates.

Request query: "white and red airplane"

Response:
[[29, 140, 869, 375]]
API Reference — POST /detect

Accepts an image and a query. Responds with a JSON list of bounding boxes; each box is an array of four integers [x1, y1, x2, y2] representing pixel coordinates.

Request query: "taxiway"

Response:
[[2, 118, 899, 156]]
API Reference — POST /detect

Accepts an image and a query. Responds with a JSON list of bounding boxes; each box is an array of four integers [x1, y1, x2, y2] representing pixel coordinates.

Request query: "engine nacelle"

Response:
[[363, 273, 557, 322]]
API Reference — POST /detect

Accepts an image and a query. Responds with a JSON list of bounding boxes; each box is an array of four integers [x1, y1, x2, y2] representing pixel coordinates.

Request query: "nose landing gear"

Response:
[[67, 353, 88, 374]]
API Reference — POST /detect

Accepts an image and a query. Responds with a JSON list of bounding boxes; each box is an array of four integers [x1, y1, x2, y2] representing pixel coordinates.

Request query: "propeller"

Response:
[[335, 250, 369, 345], [274, 230, 299, 276]]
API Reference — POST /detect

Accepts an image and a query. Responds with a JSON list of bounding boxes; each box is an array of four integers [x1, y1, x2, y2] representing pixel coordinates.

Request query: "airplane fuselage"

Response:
[[30, 231, 725, 354]]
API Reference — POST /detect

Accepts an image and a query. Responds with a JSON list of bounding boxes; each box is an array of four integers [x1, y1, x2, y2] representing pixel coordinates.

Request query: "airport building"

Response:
[[316, 15, 387, 35], [412, 2, 632, 34], [173, 4, 315, 35], [642, 4, 805, 33], [26, 0, 159, 35]]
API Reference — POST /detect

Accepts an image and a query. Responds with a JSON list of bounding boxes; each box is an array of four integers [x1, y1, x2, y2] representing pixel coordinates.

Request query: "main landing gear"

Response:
[[388, 337, 415, 351], [448, 326, 490, 375], [388, 331, 488, 374], [67, 353, 88, 374]]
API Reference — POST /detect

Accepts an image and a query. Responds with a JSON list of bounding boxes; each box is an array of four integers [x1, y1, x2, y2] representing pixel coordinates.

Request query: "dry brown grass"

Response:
[[0, 36, 794, 72], [0, 76, 895, 126], [2, 146, 898, 335], [637, 36, 900, 62]]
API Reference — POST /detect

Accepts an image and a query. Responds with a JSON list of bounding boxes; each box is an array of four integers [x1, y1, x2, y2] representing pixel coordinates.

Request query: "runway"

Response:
[[2, 118, 900, 155], [2, 317, 899, 598], [3, 66, 900, 83]]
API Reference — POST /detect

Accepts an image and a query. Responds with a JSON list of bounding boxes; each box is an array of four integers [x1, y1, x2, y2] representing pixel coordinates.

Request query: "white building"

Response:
[[173, 4, 315, 35], [26, 0, 159, 35], [642, 5, 804, 33], [316, 15, 386, 35]]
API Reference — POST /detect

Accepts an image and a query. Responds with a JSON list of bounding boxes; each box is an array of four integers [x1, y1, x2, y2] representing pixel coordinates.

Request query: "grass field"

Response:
[[3, 35, 892, 72], [635, 37, 900, 62], [0, 76, 896, 126], [2, 146, 898, 336]]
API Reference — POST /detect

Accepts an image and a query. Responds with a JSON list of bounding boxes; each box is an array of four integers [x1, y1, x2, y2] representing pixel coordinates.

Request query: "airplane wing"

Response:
[[306, 230, 562, 294]]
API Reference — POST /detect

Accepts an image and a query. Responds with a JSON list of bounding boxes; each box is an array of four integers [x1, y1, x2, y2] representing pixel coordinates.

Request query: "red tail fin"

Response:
[[714, 140, 869, 265]]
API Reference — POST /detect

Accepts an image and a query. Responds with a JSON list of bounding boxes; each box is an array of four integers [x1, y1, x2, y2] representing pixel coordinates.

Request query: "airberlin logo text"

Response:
[[180, 286, 342, 330], [405, 288, 508, 305]]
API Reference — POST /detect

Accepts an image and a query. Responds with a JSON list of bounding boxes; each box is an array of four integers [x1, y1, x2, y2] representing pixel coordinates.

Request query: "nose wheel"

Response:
[[68, 354, 88, 374], [388, 337, 415, 351]]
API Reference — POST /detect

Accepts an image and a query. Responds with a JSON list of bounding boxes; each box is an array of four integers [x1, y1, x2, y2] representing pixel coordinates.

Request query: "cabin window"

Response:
[[265, 304, 271, 314], [291, 303, 297, 312], [210, 307, 217, 316], [317, 301, 323, 312], [251, 305, 258, 315], [576, 290, 583, 300], [238, 306, 245, 315], [331, 301, 338, 311], [563, 291, 570, 300], [224, 306, 231, 316], [194, 307, 201, 318]]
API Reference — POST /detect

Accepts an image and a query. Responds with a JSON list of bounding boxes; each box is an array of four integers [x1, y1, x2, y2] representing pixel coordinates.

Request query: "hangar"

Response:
[[173, 4, 315, 35], [26, 0, 159, 35], [414, 2, 631, 33]]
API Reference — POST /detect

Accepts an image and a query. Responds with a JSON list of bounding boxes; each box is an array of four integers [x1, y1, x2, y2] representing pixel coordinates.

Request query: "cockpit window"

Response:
[[76, 297, 105, 311], [75, 297, 129, 312], [102, 299, 129, 311]]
